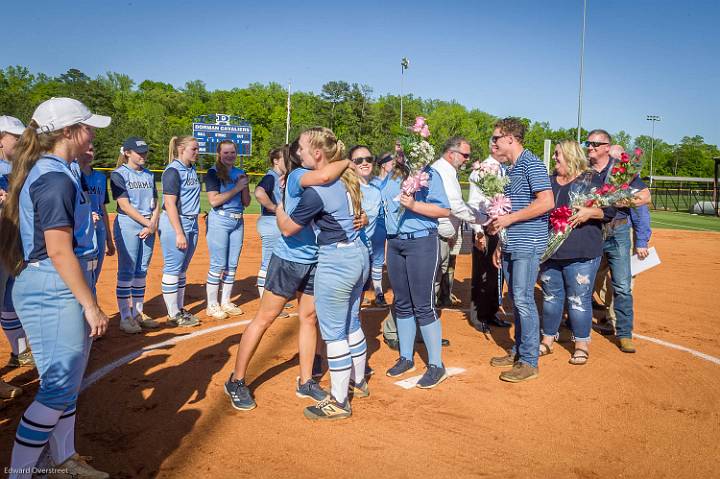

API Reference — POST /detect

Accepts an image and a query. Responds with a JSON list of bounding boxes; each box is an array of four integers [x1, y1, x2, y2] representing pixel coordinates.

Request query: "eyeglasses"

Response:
[[352, 156, 374, 165], [491, 134, 508, 144], [584, 141, 609, 148], [451, 150, 471, 159]]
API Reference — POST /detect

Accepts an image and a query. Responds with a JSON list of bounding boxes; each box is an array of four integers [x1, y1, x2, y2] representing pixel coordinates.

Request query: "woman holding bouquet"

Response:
[[539, 140, 615, 365]]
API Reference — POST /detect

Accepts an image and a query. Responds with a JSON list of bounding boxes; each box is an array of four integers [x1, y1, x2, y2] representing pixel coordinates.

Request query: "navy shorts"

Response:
[[264, 254, 316, 298]]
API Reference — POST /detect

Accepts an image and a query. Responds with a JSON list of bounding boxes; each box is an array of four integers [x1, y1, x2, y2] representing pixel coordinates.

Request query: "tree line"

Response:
[[1, 66, 717, 180]]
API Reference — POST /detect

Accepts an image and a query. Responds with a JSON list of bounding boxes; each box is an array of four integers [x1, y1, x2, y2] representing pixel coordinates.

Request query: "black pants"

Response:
[[470, 233, 500, 322]]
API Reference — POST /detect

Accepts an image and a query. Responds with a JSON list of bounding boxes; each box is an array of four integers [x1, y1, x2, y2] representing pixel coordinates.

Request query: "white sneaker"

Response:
[[120, 317, 142, 334], [221, 302, 244, 316], [206, 304, 229, 320]]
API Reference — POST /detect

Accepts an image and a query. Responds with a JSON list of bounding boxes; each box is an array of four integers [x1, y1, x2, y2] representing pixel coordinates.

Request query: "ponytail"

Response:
[[168, 135, 195, 163], [116, 147, 128, 168]]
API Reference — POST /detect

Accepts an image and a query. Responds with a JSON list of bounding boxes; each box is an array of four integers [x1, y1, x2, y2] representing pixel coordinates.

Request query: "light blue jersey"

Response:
[[272, 167, 318, 264], [0, 159, 12, 193], [381, 167, 449, 235], [162, 159, 200, 216], [110, 164, 157, 216], [19, 155, 96, 261], [291, 179, 359, 245], [360, 181, 382, 240], [81, 169, 109, 216], [205, 166, 247, 214]]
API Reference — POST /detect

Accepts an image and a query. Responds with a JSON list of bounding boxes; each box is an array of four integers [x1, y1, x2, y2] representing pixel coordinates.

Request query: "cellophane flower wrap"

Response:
[[471, 158, 511, 243], [605, 148, 644, 206], [394, 117, 436, 217], [540, 205, 574, 262]]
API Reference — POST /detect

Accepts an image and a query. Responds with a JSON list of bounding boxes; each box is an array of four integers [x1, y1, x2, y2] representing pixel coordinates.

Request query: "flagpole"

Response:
[[285, 80, 291, 144]]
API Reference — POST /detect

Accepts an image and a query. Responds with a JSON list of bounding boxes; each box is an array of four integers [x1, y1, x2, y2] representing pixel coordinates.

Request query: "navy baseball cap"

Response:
[[122, 137, 149, 154]]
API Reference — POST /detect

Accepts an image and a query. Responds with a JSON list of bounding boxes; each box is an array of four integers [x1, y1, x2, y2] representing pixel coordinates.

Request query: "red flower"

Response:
[[550, 206, 573, 233], [585, 199, 595, 207], [620, 183, 630, 190], [620, 152, 630, 161], [611, 167, 619, 174], [634, 148, 643, 157], [618, 167, 626, 173]]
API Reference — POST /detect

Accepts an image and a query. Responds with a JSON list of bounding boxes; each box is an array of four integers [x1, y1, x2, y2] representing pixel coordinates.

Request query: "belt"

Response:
[[387, 229, 436, 240], [27, 258, 98, 271], [327, 238, 363, 248], [216, 210, 244, 220]]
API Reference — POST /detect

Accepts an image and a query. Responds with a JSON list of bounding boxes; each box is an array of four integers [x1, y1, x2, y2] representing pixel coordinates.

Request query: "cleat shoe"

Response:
[[296, 377, 329, 401], [373, 292, 388, 307], [311, 355, 324, 379], [119, 317, 142, 334], [304, 397, 352, 421], [348, 379, 370, 398], [365, 364, 374, 377], [206, 304, 229, 320], [386, 357, 416, 377], [490, 352, 518, 368], [171, 309, 200, 327], [499, 362, 539, 383], [49, 453, 109, 479], [224, 374, 256, 411], [136, 312, 160, 329], [0, 379, 22, 399], [619, 338, 636, 353], [8, 350, 35, 368], [416, 364, 448, 389], [284, 302, 293, 309], [221, 302, 244, 316]]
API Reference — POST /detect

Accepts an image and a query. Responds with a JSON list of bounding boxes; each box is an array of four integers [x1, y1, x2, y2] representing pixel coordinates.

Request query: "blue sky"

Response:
[[5, 0, 719, 145]]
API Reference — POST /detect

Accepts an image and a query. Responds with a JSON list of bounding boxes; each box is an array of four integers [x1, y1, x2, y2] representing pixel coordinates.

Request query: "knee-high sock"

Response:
[[348, 327, 367, 383], [419, 319, 443, 367], [396, 316, 417, 360], [10, 401, 64, 478], [161, 274, 180, 317], [221, 268, 236, 305], [326, 339, 352, 405], [1, 312, 27, 355], [131, 276, 147, 316], [257, 270, 266, 297], [116, 280, 133, 321], [206, 270, 221, 307], [371, 266, 383, 295], [49, 405, 76, 465], [177, 273, 187, 310]]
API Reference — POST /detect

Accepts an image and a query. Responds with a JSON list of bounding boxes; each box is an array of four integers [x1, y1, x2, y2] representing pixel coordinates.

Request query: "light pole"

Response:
[[400, 57, 409, 127], [576, 0, 588, 143], [646, 115, 660, 186], [285, 80, 291, 144]]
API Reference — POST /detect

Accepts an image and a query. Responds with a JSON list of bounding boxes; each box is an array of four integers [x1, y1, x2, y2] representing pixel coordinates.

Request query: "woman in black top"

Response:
[[539, 140, 614, 365]]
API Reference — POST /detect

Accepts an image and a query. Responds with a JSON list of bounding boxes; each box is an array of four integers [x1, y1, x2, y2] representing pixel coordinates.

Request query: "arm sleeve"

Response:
[[103, 179, 110, 204], [444, 171, 487, 225], [527, 159, 552, 193], [30, 172, 76, 230], [630, 175, 648, 190], [205, 169, 220, 193], [424, 168, 450, 208], [630, 205, 652, 247], [110, 172, 128, 199], [162, 168, 181, 196], [257, 174, 274, 193], [289, 188, 324, 226]]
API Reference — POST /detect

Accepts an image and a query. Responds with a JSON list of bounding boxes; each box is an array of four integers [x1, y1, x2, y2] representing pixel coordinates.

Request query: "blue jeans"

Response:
[[540, 257, 601, 342], [159, 212, 199, 275], [256, 215, 281, 277], [603, 223, 633, 338], [502, 247, 543, 368], [206, 210, 245, 280], [314, 239, 369, 342]]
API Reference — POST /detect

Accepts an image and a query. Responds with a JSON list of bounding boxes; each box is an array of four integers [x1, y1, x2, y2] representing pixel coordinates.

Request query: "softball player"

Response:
[[225, 138, 351, 411], [254, 147, 286, 297], [0, 115, 32, 401], [111, 137, 161, 334], [0, 97, 110, 478], [78, 144, 115, 287], [276, 128, 369, 420], [204, 140, 251, 319], [382, 157, 451, 389], [159, 136, 201, 327]]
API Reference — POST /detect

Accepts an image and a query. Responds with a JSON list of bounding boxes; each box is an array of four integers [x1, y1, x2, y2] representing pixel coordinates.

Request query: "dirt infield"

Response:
[[1, 215, 719, 478]]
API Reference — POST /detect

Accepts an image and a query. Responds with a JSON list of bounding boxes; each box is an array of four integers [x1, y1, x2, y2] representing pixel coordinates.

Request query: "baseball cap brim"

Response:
[[81, 114, 111, 129]]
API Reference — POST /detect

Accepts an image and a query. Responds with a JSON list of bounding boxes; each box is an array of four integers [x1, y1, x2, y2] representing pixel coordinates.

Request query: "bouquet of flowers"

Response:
[[470, 158, 512, 243], [396, 116, 436, 198], [541, 205, 574, 262]]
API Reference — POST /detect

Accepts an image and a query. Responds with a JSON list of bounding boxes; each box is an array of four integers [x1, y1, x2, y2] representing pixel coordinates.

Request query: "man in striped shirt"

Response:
[[487, 118, 554, 383]]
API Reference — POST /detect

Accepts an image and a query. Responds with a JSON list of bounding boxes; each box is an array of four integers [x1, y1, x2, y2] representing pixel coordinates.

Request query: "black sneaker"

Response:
[[416, 364, 448, 389], [224, 374, 256, 411], [311, 355, 324, 379], [8, 350, 35, 368], [386, 357, 416, 377], [374, 292, 388, 307], [304, 397, 352, 420], [295, 377, 328, 401]]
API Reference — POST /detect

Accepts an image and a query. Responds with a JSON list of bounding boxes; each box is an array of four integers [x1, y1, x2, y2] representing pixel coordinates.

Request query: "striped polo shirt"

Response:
[[504, 149, 551, 254]]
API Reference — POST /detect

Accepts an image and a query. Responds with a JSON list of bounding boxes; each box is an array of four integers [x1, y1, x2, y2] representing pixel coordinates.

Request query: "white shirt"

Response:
[[431, 156, 487, 238]]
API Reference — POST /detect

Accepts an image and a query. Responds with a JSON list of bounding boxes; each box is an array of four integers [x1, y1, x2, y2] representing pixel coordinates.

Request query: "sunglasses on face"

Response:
[[584, 141, 609, 148], [352, 156, 374, 165], [451, 150, 471, 159], [491, 134, 508, 144]]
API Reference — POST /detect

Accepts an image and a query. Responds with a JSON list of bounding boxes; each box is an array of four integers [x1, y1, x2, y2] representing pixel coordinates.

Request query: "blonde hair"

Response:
[[214, 140, 237, 183], [302, 127, 362, 216], [0, 121, 79, 274], [557, 140, 589, 178], [168, 135, 196, 163]]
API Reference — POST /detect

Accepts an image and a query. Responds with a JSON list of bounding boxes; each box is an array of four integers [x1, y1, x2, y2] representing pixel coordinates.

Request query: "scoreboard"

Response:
[[192, 114, 252, 156]]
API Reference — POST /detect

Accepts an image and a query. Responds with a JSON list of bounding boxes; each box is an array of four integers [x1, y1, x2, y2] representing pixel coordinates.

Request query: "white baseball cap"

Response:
[[32, 97, 111, 133], [0, 115, 26, 135]]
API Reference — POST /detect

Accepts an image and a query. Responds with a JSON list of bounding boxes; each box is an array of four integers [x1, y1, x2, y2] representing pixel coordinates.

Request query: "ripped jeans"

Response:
[[540, 257, 601, 342]]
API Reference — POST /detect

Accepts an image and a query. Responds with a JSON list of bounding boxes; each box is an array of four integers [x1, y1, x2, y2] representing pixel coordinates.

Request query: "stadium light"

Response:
[[646, 115, 661, 187], [400, 58, 409, 127]]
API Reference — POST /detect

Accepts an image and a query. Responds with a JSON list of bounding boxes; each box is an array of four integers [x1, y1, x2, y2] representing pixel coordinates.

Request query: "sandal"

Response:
[[538, 343, 553, 357], [569, 349, 589, 365]]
